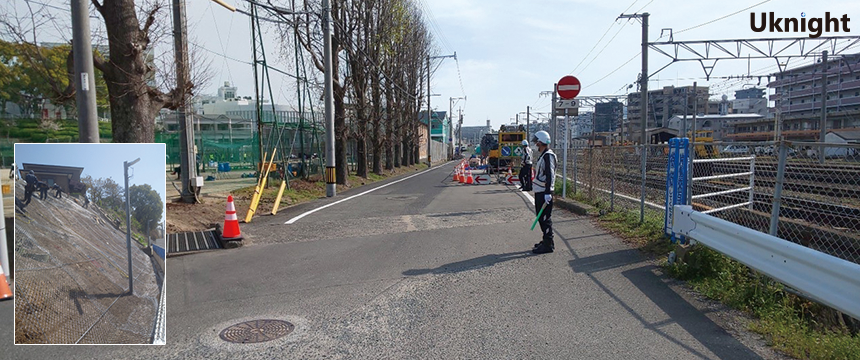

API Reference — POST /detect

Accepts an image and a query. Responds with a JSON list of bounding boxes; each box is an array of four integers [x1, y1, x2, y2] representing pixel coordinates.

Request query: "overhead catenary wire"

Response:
[[570, 0, 639, 74]]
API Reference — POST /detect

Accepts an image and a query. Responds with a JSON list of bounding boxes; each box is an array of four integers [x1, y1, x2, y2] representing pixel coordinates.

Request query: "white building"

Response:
[[198, 82, 294, 120]]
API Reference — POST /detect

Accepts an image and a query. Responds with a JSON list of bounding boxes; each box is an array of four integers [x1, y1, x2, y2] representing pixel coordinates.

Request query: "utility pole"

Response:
[[526, 106, 530, 140], [173, 0, 196, 203], [819, 50, 828, 164], [124, 158, 141, 294], [458, 109, 463, 151], [449, 96, 464, 160], [427, 53, 456, 166], [71, 0, 99, 142], [619, 11, 649, 223], [323, 0, 336, 196]]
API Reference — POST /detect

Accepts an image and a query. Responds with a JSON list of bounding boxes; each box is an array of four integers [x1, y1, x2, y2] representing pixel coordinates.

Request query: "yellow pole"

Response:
[[245, 148, 277, 223]]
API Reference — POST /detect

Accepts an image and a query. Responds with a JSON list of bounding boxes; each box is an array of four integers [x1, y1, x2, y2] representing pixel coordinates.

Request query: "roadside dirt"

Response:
[[166, 164, 432, 234]]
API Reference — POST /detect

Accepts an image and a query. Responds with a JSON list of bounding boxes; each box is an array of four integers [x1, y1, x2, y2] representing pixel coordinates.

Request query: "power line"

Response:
[[675, 0, 770, 35], [583, 52, 640, 90], [579, 21, 631, 74], [570, 0, 638, 74], [454, 56, 467, 97]]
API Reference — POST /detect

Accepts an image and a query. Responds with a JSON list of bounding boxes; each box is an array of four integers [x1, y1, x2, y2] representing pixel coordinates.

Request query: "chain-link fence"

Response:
[[14, 181, 160, 344], [559, 140, 860, 265], [156, 111, 326, 180]]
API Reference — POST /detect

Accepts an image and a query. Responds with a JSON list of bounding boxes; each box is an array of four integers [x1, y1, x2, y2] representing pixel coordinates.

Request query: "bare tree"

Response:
[[0, 0, 211, 142]]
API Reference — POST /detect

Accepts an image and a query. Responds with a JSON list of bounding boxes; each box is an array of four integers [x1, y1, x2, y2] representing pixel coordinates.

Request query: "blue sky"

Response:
[[7, 0, 860, 129], [14, 143, 167, 220]]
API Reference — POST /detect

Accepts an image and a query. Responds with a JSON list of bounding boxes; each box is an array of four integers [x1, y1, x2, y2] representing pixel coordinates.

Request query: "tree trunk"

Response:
[[356, 132, 367, 178], [96, 0, 179, 143], [334, 86, 348, 185]]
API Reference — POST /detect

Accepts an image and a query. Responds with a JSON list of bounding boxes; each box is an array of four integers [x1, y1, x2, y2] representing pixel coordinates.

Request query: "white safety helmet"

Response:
[[521, 140, 529, 146], [532, 130, 551, 145]]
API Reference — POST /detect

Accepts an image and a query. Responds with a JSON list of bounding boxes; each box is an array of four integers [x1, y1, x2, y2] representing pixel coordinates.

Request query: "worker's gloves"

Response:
[[544, 194, 552, 203]]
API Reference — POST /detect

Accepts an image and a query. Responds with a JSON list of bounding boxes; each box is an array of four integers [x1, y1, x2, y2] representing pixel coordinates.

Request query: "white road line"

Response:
[[285, 163, 451, 224]]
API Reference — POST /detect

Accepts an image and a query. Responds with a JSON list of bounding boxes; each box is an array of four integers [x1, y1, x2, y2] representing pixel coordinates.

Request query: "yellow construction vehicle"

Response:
[[486, 125, 526, 174], [689, 130, 719, 158]]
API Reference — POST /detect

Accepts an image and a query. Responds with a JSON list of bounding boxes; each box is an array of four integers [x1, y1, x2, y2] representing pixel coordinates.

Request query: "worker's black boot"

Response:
[[532, 240, 553, 254]]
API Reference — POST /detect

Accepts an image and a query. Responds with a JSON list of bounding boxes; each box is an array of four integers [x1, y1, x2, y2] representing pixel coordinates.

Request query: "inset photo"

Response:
[[13, 143, 166, 345]]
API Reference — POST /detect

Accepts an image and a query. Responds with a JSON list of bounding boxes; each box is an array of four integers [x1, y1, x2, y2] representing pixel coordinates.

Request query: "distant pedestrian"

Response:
[[518, 140, 533, 192], [37, 181, 49, 200], [23, 170, 38, 206], [83, 194, 90, 208], [531, 130, 557, 254], [52, 183, 63, 198]]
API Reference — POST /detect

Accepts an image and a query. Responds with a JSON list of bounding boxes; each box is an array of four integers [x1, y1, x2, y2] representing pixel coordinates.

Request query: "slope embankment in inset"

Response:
[[14, 180, 160, 344]]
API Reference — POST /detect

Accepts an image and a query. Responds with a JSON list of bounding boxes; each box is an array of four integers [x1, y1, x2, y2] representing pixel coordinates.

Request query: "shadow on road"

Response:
[[557, 232, 763, 359], [403, 251, 534, 276]]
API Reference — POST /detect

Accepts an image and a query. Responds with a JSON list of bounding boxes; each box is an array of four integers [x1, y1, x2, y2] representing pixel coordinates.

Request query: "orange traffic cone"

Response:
[[453, 166, 460, 182], [459, 167, 466, 183], [0, 265, 12, 300], [466, 169, 474, 184], [222, 195, 243, 241]]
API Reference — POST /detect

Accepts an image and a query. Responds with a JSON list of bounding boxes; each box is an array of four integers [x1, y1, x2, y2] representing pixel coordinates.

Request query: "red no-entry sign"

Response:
[[557, 75, 581, 100]]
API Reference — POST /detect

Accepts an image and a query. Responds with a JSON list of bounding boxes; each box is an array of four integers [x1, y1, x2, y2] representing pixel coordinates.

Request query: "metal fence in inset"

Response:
[[14, 182, 160, 344]]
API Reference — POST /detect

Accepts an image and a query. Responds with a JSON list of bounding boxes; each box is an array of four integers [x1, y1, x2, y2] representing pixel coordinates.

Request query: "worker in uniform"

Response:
[[518, 140, 533, 191], [52, 183, 64, 199], [37, 181, 50, 200], [9, 162, 15, 179], [531, 130, 557, 254], [23, 170, 38, 206]]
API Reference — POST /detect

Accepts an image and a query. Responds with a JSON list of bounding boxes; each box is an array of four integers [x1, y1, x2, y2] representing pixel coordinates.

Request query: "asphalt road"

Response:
[[0, 161, 782, 359]]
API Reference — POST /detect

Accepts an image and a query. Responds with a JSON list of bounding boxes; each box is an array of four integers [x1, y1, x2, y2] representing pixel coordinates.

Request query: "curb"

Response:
[[555, 197, 598, 216]]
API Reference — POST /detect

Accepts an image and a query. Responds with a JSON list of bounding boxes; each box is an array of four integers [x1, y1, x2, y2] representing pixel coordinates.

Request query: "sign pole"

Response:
[[562, 108, 568, 199]]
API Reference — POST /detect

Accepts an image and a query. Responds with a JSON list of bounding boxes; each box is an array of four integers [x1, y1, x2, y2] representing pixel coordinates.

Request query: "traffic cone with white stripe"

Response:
[[222, 195, 243, 241], [459, 166, 466, 183], [0, 265, 12, 300], [453, 165, 460, 182], [466, 168, 474, 184]]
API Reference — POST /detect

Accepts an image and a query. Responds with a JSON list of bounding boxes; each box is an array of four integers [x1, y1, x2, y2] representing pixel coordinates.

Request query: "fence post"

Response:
[[573, 147, 578, 195], [610, 146, 615, 212], [748, 155, 755, 211], [769, 141, 788, 236], [588, 146, 594, 201], [639, 143, 645, 224]]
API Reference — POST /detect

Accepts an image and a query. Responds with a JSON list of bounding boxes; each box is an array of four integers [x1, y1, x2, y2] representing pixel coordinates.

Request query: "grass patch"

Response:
[[563, 192, 860, 359]]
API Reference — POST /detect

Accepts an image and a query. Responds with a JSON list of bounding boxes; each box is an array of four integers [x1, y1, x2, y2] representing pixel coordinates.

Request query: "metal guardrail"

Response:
[[672, 205, 860, 320]]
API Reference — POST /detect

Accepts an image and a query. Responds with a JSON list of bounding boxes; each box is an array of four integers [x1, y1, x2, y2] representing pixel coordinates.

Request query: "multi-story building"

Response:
[[626, 85, 729, 143], [766, 52, 860, 140], [594, 100, 623, 133], [571, 112, 593, 138], [731, 87, 769, 117]]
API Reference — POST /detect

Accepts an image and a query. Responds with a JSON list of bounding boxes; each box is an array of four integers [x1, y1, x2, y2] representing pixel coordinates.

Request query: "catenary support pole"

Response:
[[819, 50, 828, 164], [639, 13, 649, 224], [71, 0, 99, 143]]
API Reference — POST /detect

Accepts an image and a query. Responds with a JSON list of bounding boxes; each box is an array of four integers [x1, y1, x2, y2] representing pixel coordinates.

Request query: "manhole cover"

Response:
[[219, 319, 294, 343]]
